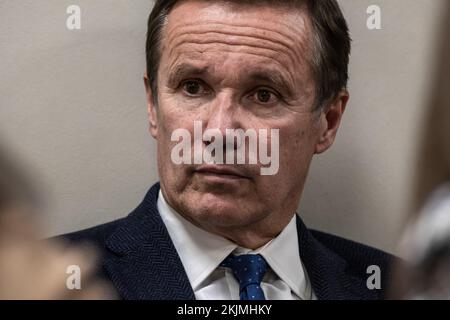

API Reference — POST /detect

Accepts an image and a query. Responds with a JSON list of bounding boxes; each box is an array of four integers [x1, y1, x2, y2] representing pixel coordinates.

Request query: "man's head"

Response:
[[144, 0, 351, 248]]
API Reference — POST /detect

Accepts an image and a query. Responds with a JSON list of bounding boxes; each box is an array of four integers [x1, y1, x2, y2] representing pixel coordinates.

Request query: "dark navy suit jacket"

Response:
[[61, 183, 393, 300]]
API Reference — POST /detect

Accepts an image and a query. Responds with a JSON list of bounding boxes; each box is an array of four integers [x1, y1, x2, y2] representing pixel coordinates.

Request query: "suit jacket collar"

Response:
[[295, 217, 371, 300], [104, 183, 195, 300], [104, 182, 368, 300]]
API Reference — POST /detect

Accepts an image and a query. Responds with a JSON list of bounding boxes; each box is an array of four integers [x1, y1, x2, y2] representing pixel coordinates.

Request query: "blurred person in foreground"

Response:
[[61, 0, 394, 300], [0, 144, 112, 299], [393, 2, 450, 300]]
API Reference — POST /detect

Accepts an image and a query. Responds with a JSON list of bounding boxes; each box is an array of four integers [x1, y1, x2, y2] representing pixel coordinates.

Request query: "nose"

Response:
[[203, 92, 243, 151], [204, 92, 241, 135]]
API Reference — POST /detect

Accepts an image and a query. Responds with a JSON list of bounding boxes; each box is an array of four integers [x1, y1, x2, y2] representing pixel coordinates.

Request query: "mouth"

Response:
[[194, 165, 251, 182]]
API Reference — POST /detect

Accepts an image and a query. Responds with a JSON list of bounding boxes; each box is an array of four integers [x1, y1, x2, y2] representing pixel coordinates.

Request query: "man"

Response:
[[63, 0, 393, 300]]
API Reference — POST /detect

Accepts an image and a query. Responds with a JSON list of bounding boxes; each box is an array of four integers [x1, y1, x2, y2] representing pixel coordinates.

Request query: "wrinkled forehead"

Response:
[[160, 0, 314, 69]]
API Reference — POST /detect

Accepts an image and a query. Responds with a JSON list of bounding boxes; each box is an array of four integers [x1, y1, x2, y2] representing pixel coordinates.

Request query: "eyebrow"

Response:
[[248, 71, 294, 97], [167, 63, 209, 88], [166, 63, 294, 97]]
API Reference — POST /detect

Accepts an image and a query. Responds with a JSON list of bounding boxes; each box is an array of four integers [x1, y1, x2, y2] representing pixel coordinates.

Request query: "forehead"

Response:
[[160, 0, 313, 77], [167, 0, 309, 28]]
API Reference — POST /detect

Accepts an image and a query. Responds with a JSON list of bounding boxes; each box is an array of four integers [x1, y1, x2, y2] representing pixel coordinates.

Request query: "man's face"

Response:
[[146, 1, 346, 241]]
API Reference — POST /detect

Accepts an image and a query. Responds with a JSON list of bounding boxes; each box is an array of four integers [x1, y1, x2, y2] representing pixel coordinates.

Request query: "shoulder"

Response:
[[311, 229, 395, 284], [54, 218, 125, 249], [311, 229, 393, 265], [56, 183, 161, 248]]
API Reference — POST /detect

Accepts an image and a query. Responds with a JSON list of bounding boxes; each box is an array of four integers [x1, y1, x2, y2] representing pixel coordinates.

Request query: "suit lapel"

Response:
[[103, 183, 195, 300], [296, 216, 368, 300]]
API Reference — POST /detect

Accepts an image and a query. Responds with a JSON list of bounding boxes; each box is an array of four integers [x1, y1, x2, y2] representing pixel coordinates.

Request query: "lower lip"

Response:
[[195, 171, 248, 183]]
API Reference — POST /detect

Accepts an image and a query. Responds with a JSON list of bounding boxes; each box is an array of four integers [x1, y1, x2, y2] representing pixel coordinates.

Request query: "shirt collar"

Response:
[[256, 216, 312, 300], [157, 190, 237, 290], [157, 190, 311, 299]]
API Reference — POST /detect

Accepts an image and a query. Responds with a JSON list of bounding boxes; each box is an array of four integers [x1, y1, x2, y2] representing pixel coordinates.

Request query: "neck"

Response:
[[190, 211, 295, 250]]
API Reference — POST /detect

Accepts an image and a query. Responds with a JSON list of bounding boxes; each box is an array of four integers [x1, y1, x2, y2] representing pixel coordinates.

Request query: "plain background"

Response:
[[0, 0, 447, 254]]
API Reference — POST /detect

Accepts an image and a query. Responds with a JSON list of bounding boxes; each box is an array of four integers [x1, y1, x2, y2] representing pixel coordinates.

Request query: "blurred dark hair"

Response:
[[145, 0, 351, 111], [0, 143, 38, 211]]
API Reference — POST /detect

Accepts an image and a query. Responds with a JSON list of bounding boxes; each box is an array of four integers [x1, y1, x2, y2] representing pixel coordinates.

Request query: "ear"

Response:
[[314, 90, 349, 154], [144, 74, 158, 139]]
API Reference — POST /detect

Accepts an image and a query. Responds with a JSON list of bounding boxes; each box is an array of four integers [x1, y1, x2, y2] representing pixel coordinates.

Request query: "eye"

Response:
[[181, 80, 208, 96], [250, 89, 279, 105]]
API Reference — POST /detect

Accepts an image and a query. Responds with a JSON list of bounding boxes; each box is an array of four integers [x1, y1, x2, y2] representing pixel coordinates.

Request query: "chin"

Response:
[[195, 193, 239, 215], [185, 192, 259, 228]]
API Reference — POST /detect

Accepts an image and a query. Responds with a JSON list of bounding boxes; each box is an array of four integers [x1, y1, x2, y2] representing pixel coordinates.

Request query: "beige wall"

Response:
[[0, 0, 446, 254]]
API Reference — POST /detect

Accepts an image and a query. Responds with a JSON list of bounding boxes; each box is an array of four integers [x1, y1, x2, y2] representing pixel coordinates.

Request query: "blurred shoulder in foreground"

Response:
[[0, 142, 114, 300]]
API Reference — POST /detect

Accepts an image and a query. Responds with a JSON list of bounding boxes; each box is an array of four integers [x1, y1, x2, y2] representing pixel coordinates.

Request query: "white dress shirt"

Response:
[[157, 190, 316, 300]]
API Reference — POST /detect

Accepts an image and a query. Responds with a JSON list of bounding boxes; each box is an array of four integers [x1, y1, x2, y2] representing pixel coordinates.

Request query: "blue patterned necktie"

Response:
[[220, 254, 268, 300]]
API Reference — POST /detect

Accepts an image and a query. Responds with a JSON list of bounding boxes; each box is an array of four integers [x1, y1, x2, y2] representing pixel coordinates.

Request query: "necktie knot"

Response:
[[220, 254, 268, 300]]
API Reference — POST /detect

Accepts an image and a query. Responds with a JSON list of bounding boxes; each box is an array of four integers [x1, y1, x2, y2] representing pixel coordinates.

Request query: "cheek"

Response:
[[158, 94, 206, 132], [291, 129, 307, 151], [279, 120, 317, 167]]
